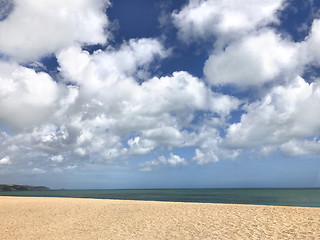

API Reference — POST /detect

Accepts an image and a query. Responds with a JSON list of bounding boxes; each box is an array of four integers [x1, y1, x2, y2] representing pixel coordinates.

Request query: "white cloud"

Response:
[[51, 155, 63, 163], [193, 148, 218, 164], [225, 76, 320, 151], [0, 64, 239, 168], [302, 19, 320, 67], [57, 39, 240, 154], [0, 0, 319, 179], [0, 156, 11, 165], [280, 139, 320, 156], [173, 0, 284, 44], [192, 126, 240, 164], [209, 93, 241, 116], [0, 15, 242, 172], [0, 61, 60, 129], [140, 153, 187, 171], [166, 153, 187, 166], [140, 159, 161, 172], [74, 147, 86, 156], [57, 38, 168, 88], [32, 168, 46, 174], [0, 62, 77, 133], [204, 30, 299, 86], [127, 137, 156, 155], [0, 0, 110, 62]]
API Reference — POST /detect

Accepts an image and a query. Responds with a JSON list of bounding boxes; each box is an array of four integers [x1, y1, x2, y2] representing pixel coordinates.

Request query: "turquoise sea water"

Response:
[[1, 188, 320, 207]]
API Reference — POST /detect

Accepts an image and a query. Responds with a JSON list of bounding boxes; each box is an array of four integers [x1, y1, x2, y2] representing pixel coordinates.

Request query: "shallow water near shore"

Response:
[[1, 188, 320, 207]]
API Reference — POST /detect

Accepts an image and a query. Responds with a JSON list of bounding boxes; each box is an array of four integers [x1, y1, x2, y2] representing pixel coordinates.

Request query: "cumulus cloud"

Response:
[[5, 0, 317, 179], [127, 137, 156, 155], [302, 19, 320, 67], [32, 168, 46, 174], [173, 0, 314, 91], [225, 76, 320, 152], [204, 30, 299, 86], [51, 155, 64, 163], [193, 126, 240, 164], [0, 0, 110, 62], [0, 156, 11, 165], [0, 61, 60, 129], [0, 60, 79, 132], [57, 38, 168, 85], [57, 39, 240, 151], [0, 32, 240, 172], [173, 0, 284, 44], [280, 139, 320, 156], [140, 153, 187, 171]]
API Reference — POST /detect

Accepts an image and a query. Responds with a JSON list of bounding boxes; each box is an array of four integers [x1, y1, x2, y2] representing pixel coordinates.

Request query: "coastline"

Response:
[[1, 188, 320, 207], [1, 196, 319, 239]]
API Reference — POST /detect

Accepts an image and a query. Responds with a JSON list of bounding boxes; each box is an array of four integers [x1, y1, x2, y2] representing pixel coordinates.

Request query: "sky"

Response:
[[0, 0, 320, 189]]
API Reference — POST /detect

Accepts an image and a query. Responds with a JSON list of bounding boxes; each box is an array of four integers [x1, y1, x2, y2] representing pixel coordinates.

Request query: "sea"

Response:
[[1, 188, 320, 207]]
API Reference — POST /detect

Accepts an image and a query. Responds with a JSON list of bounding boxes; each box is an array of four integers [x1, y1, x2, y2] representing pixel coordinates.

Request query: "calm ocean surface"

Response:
[[1, 188, 320, 207]]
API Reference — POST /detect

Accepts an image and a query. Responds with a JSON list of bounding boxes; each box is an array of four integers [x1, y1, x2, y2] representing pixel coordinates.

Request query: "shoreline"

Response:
[[1, 195, 320, 208], [1, 196, 320, 239], [1, 187, 320, 208]]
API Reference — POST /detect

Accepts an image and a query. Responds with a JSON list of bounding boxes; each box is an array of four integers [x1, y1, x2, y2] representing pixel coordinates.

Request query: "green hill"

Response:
[[0, 184, 50, 191]]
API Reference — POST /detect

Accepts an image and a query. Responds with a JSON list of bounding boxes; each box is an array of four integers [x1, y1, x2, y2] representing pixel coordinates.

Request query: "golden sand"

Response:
[[0, 196, 319, 239]]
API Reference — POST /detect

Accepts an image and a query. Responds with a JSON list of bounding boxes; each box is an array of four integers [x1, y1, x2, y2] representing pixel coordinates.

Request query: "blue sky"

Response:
[[0, 0, 320, 189]]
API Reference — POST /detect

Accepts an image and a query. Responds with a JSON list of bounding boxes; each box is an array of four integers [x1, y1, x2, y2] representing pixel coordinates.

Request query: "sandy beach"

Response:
[[0, 196, 319, 239]]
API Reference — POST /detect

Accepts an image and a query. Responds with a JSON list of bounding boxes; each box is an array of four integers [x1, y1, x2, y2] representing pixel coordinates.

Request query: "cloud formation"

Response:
[[303, 19, 320, 66], [173, 0, 320, 160], [173, 0, 284, 44], [0, 0, 110, 62], [0, 156, 11, 165], [0, 61, 60, 129], [225, 76, 320, 155], [140, 153, 187, 172], [204, 30, 298, 86], [0, 31, 240, 174], [0, 0, 319, 180]]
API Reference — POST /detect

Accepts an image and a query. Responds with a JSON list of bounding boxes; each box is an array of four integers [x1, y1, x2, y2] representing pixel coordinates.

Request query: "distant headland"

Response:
[[0, 184, 50, 191]]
